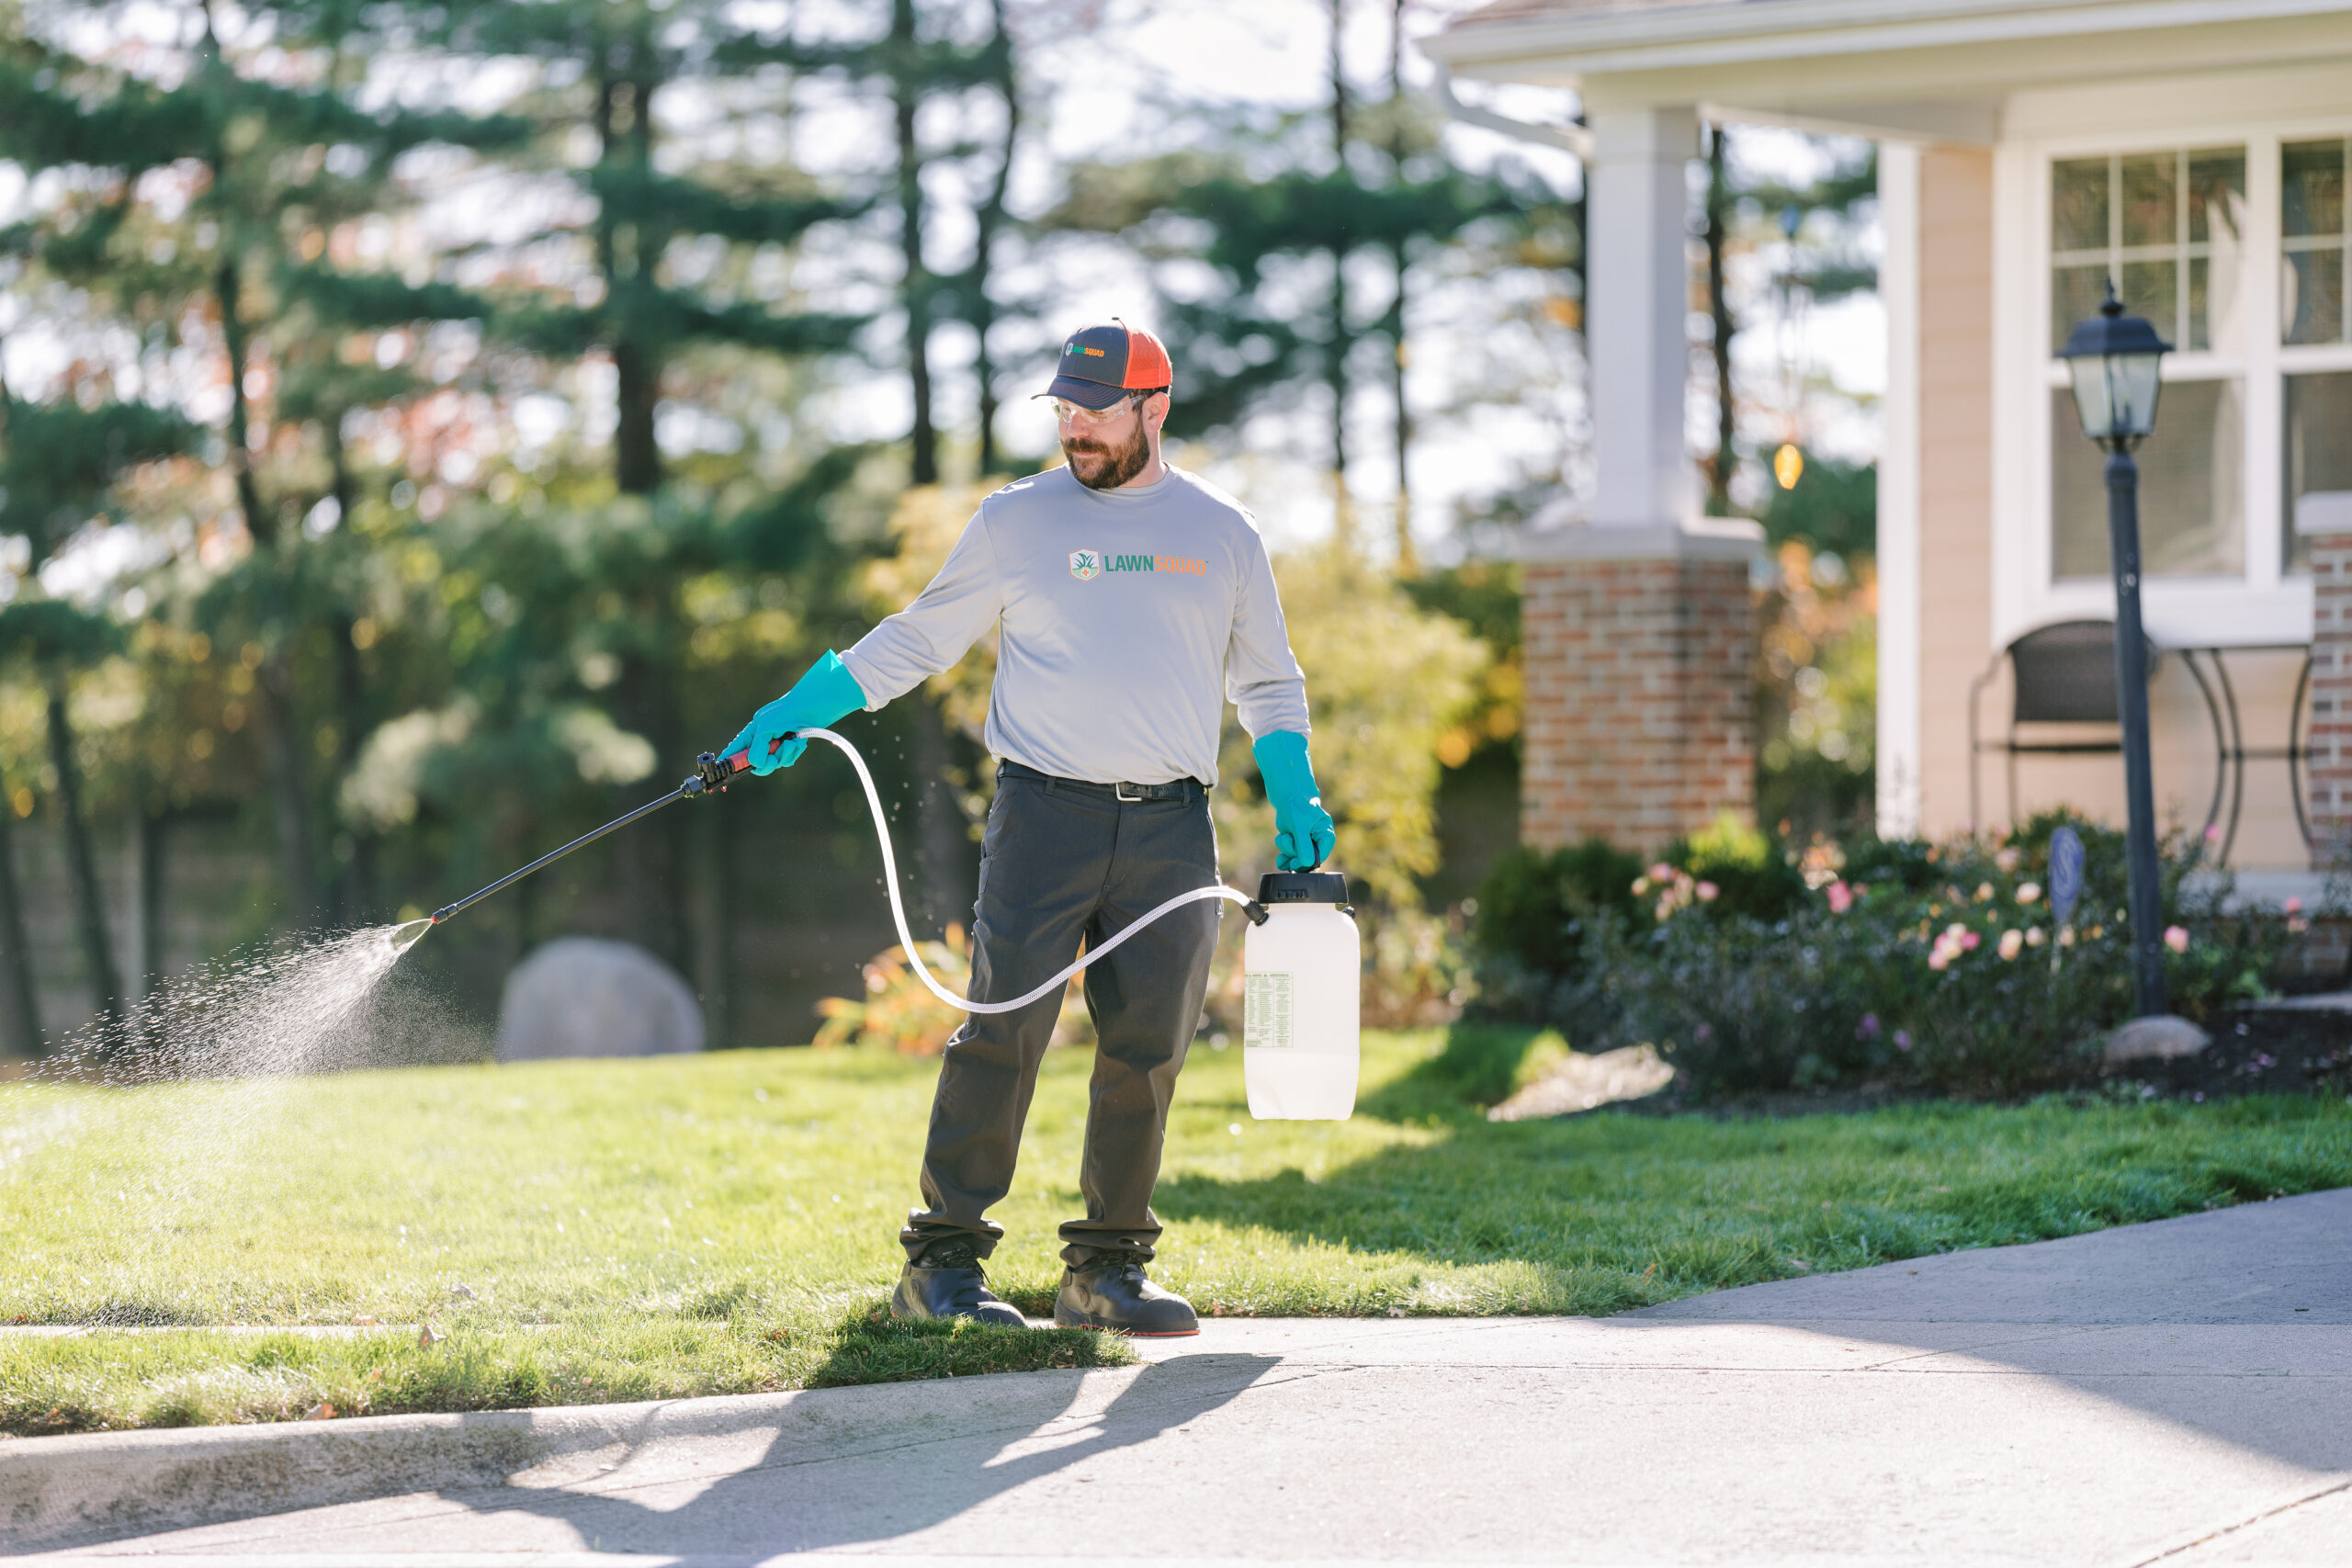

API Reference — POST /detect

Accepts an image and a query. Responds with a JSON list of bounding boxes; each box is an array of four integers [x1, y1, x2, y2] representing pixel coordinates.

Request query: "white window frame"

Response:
[[1994, 104, 2352, 651]]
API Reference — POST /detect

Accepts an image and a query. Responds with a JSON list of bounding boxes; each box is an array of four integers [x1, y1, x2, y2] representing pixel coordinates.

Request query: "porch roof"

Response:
[[1427, 0, 2352, 141]]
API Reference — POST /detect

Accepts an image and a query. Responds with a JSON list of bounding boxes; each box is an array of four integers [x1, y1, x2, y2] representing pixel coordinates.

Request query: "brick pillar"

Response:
[[1519, 522, 1764, 852], [2309, 528, 2352, 867]]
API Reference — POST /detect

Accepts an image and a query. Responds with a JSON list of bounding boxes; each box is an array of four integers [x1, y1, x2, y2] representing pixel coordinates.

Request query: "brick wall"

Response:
[[2310, 530, 2352, 866], [1520, 551, 1758, 852]]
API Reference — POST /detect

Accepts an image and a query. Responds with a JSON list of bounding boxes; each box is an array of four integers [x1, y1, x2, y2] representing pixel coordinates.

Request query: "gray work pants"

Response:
[[899, 764, 1220, 1268]]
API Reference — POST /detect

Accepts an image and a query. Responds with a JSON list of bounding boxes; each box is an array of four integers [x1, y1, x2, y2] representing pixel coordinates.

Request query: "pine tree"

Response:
[[0, 387, 196, 1047], [758, 0, 1012, 485], [0, 3, 531, 931]]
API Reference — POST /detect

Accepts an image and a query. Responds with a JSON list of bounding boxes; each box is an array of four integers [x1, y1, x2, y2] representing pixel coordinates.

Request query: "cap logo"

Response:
[[1069, 549, 1102, 581]]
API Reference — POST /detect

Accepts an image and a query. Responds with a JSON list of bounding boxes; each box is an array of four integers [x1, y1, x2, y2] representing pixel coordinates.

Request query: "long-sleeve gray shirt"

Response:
[[842, 464, 1310, 786]]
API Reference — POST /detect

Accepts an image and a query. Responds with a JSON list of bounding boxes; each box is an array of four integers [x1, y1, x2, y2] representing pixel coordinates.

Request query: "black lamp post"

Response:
[[2056, 282, 2172, 1019]]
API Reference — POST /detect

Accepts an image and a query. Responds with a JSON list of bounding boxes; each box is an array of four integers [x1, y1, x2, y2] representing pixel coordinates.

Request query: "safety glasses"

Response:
[[1052, 392, 1152, 426]]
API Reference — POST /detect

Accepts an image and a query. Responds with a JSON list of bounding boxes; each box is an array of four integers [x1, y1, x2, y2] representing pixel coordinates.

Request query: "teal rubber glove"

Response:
[[724, 651, 867, 775], [1253, 730, 1336, 871]]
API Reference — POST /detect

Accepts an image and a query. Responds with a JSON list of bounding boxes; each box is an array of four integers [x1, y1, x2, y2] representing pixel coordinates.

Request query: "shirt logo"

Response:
[[1069, 547, 1204, 580]]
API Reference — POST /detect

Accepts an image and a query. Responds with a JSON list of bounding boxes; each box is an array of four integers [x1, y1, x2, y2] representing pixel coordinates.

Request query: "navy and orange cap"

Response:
[[1038, 319, 1173, 410]]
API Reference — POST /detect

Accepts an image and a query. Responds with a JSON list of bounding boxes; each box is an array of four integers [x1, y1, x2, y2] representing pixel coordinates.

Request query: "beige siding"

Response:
[[1917, 147, 1997, 840]]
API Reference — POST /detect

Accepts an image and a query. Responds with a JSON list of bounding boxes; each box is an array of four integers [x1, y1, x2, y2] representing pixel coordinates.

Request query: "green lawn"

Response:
[[4, 1031, 2348, 1436]]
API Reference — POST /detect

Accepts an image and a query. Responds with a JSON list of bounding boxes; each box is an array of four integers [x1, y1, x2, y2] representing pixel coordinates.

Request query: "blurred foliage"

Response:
[[1759, 450, 1876, 559], [1402, 559, 1522, 771], [813, 923, 973, 1055], [1758, 537, 1876, 842]]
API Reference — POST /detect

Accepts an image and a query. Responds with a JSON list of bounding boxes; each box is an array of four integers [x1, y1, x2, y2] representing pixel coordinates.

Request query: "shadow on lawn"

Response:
[[803, 1303, 1127, 1387]]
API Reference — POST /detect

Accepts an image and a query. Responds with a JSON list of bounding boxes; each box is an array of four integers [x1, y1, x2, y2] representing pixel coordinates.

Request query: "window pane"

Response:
[[2282, 140, 2345, 240], [2284, 371, 2352, 573], [2188, 149, 2246, 244], [2188, 256, 2248, 354], [2187, 151, 2245, 353], [2120, 153, 2177, 248], [2052, 157, 2109, 252], [2052, 264, 2111, 354], [2052, 380, 2244, 581], [2283, 246, 2345, 344], [2120, 257, 2177, 346]]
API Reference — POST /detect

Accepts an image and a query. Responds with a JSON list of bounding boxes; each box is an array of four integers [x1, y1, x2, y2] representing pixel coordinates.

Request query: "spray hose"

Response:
[[414, 728, 1269, 1014]]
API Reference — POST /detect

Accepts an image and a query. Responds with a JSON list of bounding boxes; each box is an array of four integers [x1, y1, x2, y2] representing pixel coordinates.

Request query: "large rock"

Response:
[[2102, 1013, 2211, 1066], [496, 937, 704, 1063]]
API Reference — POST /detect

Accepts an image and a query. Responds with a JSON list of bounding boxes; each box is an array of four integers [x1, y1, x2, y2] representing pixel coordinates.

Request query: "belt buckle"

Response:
[[1114, 781, 1145, 803]]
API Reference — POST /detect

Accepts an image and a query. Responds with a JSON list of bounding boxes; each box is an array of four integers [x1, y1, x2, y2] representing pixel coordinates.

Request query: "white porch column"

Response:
[[1876, 141, 1924, 839], [1585, 105, 1700, 528]]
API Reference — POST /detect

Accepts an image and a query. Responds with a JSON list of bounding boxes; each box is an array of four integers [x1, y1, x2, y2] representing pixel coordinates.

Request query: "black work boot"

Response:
[[1055, 1256, 1199, 1337], [891, 1239, 1027, 1328]]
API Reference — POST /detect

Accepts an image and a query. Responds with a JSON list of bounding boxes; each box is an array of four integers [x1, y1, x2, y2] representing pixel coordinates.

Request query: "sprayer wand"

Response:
[[415, 733, 1270, 1013], [423, 750, 746, 928]]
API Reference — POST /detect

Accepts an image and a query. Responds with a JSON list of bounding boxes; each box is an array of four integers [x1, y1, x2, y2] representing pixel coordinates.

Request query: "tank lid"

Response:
[[1258, 871, 1349, 905]]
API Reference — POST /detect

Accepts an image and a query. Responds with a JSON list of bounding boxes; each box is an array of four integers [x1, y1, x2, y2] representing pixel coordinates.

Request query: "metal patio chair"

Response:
[[1966, 618, 2216, 838]]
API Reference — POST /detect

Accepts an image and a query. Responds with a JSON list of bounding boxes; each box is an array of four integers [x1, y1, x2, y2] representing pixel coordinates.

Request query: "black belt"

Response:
[[997, 760, 1206, 803]]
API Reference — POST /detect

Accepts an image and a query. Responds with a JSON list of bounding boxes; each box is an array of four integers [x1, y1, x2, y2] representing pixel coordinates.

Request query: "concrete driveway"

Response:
[[13, 1189, 2351, 1566]]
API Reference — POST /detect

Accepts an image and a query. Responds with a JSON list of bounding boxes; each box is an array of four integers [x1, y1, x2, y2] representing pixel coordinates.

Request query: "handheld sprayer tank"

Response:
[[415, 730, 1363, 1120], [1241, 872, 1359, 1120]]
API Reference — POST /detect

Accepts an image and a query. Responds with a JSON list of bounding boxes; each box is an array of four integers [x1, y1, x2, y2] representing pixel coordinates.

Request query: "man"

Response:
[[723, 320, 1335, 1337]]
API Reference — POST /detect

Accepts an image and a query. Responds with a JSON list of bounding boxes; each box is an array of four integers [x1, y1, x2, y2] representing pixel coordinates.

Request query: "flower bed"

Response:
[[1468, 813, 2301, 1100]]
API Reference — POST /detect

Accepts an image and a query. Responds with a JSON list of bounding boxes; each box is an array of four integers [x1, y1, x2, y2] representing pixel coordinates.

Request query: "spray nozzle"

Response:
[[685, 750, 741, 795]]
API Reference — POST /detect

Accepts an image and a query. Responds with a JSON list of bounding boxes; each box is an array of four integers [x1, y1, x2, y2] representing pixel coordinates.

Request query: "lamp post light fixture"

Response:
[[2056, 281, 2172, 1020]]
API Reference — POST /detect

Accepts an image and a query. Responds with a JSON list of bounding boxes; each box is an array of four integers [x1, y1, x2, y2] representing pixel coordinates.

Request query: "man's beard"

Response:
[[1063, 417, 1151, 491]]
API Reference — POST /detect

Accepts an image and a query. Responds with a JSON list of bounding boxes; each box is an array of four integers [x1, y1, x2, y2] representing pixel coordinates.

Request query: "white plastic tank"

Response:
[[1242, 872, 1360, 1119]]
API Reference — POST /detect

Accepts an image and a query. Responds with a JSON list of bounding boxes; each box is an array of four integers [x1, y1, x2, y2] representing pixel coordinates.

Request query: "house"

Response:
[[1427, 0, 2352, 874]]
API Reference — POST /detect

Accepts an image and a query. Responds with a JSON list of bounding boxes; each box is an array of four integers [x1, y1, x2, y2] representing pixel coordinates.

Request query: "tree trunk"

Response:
[[45, 673, 120, 1027], [1327, 0, 1351, 540], [594, 62, 666, 498], [135, 807, 166, 994], [0, 802, 43, 1059], [330, 612, 375, 923], [614, 336, 662, 496], [216, 258, 272, 551], [214, 249, 321, 927], [325, 432, 376, 925], [1705, 123, 1737, 516], [971, 0, 1017, 477], [895, 0, 937, 486]]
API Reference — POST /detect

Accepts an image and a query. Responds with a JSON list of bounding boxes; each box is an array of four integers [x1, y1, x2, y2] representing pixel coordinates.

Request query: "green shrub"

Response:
[[1470, 838, 1644, 995], [1470, 813, 2300, 1100], [1655, 813, 1810, 922]]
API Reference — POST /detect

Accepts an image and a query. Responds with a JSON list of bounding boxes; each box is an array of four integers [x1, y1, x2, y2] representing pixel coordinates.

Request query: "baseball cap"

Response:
[[1038, 319, 1173, 411]]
